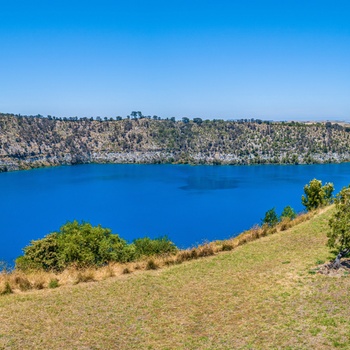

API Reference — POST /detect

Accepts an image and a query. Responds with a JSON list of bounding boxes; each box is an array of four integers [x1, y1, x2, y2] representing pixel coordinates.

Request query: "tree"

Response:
[[301, 178, 334, 211], [328, 186, 350, 268], [280, 205, 297, 220], [262, 207, 279, 227]]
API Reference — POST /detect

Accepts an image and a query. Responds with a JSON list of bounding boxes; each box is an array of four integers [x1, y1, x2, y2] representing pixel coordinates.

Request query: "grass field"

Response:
[[1, 207, 350, 349]]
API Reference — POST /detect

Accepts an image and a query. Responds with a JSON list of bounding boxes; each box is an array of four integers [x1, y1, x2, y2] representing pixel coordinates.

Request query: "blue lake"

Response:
[[1, 163, 350, 266]]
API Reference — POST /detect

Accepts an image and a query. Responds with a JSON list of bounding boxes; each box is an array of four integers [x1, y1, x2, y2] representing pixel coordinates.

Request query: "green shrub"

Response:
[[302, 179, 334, 211], [262, 207, 279, 227], [16, 221, 135, 271], [133, 236, 178, 258], [280, 205, 297, 220]]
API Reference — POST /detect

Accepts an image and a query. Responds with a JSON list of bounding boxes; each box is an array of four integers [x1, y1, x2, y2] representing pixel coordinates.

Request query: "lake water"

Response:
[[1, 163, 350, 266]]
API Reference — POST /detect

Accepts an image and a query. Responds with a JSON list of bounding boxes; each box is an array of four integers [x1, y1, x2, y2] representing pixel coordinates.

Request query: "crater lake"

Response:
[[1, 163, 350, 266]]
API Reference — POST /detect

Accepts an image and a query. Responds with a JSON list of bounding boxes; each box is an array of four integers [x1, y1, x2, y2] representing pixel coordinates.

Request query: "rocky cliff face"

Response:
[[1, 114, 350, 172]]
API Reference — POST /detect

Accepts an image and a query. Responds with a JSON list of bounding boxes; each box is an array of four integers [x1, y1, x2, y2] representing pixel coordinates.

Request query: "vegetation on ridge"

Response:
[[2, 113, 350, 171]]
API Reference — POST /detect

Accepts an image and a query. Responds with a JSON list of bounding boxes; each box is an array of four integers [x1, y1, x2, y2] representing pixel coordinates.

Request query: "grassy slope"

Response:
[[1, 207, 349, 350]]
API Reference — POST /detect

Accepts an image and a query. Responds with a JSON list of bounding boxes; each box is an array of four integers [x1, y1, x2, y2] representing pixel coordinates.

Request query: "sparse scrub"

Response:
[[2, 115, 350, 171]]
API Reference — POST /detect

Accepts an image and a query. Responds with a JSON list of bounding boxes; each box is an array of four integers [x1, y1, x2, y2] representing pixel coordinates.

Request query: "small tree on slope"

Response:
[[328, 186, 350, 269], [302, 178, 334, 211]]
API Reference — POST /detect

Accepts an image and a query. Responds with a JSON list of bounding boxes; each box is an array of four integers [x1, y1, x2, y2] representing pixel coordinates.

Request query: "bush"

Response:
[[328, 186, 350, 268], [280, 206, 297, 220], [302, 179, 334, 211], [16, 221, 136, 271], [262, 208, 279, 227], [133, 236, 178, 258]]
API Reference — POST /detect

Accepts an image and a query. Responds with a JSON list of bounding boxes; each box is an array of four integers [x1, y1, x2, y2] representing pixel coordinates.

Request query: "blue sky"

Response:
[[0, 0, 349, 120]]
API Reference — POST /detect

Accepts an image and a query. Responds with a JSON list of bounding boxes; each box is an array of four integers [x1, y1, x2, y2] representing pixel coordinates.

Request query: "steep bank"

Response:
[[1, 114, 350, 171]]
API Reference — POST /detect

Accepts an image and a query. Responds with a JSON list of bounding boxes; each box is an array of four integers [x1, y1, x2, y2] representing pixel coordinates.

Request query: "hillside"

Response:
[[1, 207, 350, 349], [1, 114, 350, 171]]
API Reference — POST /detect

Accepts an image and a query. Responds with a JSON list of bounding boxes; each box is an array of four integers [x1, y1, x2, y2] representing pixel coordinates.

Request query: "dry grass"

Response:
[[0, 210, 318, 295], [2, 206, 349, 349]]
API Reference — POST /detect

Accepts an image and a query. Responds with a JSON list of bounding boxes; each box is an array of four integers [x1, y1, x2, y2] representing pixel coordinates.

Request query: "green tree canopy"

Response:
[[280, 205, 297, 220], [262, 207, 279, 227], [328, 186, 350, 268], [301, 178, 334, 211]]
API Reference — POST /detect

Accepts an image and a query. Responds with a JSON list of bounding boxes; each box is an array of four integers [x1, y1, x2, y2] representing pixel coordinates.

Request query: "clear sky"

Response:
[[1, 0, 349, 120]]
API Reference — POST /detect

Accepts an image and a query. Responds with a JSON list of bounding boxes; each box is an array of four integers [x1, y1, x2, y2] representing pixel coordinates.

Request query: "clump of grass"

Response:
[[103, 265, 115, 278], [74, 270, 95, 284], [0, 281, 13, 295], [13, 275, 32, 291], [122, 267, 131, 274], [48, 278, 59, 289], [280, 217, 292, 231], [222, 243, 234, 251], [33, 279, 45, 290], [197, 244, 215, 257], [146, 259, 159, 270], [164, 258, 176, 266]]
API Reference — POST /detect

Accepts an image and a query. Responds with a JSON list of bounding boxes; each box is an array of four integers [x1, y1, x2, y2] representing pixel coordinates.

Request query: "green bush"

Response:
[[262, 207, 279, 227], [16, 221, 136, 271], [302, 178, 334, 211], [133, 236, 178, 258], [280, 205, 297, 220]]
